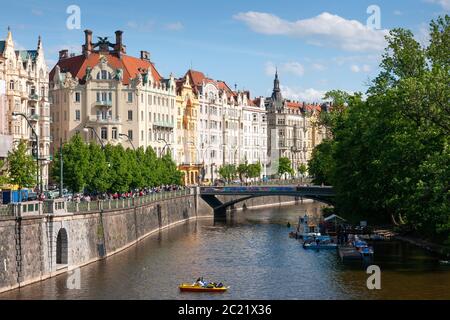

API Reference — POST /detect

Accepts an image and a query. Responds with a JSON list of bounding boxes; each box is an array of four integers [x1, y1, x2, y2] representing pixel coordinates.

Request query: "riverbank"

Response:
[[394, 235, 450, 259]]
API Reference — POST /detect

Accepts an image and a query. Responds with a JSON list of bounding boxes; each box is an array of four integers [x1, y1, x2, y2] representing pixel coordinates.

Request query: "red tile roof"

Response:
[[286, 101, 322, 112], [50, 52, 162, 85]]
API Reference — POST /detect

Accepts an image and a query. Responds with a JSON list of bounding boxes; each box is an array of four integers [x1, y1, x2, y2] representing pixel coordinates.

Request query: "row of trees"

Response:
[[218, 162, 262, 182], [52, 134, 184, 194], [308, 16, 450, 243]]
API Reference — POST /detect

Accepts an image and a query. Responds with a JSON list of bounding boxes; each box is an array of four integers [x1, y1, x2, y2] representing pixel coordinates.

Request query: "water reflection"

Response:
[[1, 202, 450, 300]]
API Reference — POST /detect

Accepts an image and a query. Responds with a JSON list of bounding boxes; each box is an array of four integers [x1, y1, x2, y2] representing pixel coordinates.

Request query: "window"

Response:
[[128, 110, 133, 121], [101, 127, 108, 140], [75, 92, 81, 103], [128, 130, 133, 140], [112, 127, 118, 140], [9, 80, 14, 90], [127, 92, 133, 103], [75, 110, 80, 121]]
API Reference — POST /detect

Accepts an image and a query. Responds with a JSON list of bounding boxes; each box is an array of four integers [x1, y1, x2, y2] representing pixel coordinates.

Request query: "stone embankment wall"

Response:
[[0, 192, 305, 294]]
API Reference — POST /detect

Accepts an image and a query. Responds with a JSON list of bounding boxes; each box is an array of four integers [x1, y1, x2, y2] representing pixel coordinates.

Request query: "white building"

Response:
[[0, 28, 51, 190], [49, 30, 177, 157]]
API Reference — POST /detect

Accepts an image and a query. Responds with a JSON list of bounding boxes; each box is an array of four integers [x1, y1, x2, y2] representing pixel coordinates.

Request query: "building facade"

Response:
[[0, 28, 51, 190], [50, 30, 177, 157], [240, 92, 268, 177], [266, 71, 327, 177], [175, 73, 201, 185]]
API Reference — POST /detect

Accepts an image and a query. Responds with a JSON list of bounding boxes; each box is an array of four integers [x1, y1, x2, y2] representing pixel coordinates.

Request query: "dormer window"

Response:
[[97, 70, 112, 80]]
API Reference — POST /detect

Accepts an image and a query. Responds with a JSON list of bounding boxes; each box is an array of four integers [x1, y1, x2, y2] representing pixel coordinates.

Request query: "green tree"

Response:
[[218, 164, 237, 182], [247, 163, 262, 180], [237, 163, 249, 182], [104, 144, 132, 193], [85, 143, 111, 194], [308, 15, 450, 242], [0, 160, 9, 185], [7, 140, 36, 192], [52, 134, 89, 193], [278, 157, 294, 178], [297, 163, 308, 182]]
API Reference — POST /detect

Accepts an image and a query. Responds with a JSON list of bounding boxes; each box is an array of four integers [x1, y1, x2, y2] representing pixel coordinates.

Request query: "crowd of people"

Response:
[[69, 185, 186, 202]]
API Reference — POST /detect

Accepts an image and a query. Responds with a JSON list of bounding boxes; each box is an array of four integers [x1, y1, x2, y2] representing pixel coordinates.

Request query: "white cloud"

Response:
[[350, 64, 372, 73], [312, 63, 326, 71], [281, 86, 327, 103], [393, 10, 403, 16], [425, 0, 450, 10], [351, 65, 360, 73], [265, 61, 305, 77], [165, 22, 184, 31], [126, 20, 155, 32], [234, 11, 389, 52]]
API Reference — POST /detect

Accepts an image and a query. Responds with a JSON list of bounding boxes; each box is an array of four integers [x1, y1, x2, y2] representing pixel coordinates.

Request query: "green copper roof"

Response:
[[15, 50, 38, 62], [0, 41, 5, 54]]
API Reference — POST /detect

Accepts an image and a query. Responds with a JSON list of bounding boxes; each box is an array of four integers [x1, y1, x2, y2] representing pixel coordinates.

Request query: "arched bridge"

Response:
[[200, 185, 335, 216]]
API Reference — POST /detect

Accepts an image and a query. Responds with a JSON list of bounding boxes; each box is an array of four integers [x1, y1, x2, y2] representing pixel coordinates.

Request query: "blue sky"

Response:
[[1, 0, 448, 101]]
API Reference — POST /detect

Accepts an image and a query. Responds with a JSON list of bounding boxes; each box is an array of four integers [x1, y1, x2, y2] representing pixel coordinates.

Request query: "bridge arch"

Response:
[[216, 194, 334, 212]]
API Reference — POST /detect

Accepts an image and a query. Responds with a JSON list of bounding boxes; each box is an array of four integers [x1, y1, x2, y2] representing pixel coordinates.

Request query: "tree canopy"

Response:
[[308, 15, 450, 244]]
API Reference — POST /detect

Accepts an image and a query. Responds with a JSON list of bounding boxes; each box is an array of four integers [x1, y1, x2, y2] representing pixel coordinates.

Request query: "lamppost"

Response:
[[83, 126, 105, 149], [158, 139, 171, 157], [12, 112, 41, 193], [119, 133, 136, 151]]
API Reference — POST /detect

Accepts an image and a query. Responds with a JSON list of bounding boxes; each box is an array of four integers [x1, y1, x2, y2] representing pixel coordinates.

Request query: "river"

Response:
[[1, 202, 449, 300]]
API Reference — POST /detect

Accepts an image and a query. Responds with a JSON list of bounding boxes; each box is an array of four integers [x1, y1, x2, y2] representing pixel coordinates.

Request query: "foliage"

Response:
[[6, 140, 36, 190], [218, 164, 237, 182], [277, 157, 294, 178], [308, 15, 450, 242], [237, 163, 249, 181], [52, 134, 184, 193], [297, 163, 308, 176], [247, 162, 262, 179]]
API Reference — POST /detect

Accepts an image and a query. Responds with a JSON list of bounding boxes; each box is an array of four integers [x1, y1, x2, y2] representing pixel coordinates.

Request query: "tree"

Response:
[[104, 144, 132, 193], [237, 163, 249, 182], [247, 163, 262, 180], [85, 143, 110, 194], [308, 15, 450, 242], [218, 164, 237, 182], [0, 160, 9, 185], [52, 134, 89, 194], [278, 157, 294, 178], [297, 163, 308, 182], [6, 140, 36, 191]]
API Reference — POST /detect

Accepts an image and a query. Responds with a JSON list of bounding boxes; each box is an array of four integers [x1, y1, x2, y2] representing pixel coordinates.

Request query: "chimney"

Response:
[[59, 49, 69, 60], [115, 30, 125, 55], [83, 29, 93, 56], [140, 50, 150, 61]]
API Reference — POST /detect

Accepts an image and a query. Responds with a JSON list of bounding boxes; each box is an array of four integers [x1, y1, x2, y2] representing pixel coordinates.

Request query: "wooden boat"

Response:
[[179, 283, 229, 293]]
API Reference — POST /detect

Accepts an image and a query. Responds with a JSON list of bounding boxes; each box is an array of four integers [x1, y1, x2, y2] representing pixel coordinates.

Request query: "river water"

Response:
[[1, 202, 450, 300]]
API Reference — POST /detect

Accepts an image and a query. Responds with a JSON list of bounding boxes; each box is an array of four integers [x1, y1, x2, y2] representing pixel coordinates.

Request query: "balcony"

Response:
[[93, 100, 113, 108], [88, 115, 121, 125], [153, 121, 175, 129]]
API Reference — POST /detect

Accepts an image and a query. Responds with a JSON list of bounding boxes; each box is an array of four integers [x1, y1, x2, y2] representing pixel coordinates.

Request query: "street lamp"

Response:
[[83, 126, 105, 149], [158, 139, 171, 157], [119, 133, 136, 151], [12, 112, 41, 193]]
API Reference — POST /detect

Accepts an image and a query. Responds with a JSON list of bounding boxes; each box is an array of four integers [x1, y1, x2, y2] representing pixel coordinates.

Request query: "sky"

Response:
[[0, 0, 448, 101]]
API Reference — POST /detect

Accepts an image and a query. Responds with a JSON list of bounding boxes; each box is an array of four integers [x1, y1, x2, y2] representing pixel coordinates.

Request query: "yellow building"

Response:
[[175, 72, 201, 185]]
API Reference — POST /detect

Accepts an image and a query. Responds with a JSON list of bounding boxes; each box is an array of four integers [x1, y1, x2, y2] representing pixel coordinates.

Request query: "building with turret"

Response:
[[0, 28, 51, 190], [266, 71, 328, 177], [49, 30, 177, 156]]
